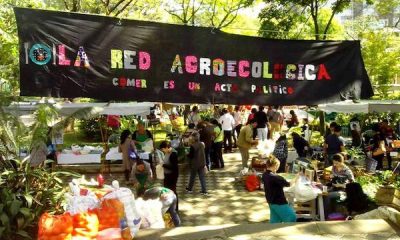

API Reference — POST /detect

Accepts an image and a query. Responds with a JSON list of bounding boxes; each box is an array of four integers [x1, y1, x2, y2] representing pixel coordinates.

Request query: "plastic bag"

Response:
[[135, 198, 165, 229], [107, 181, 141, 237], [156, 164, 164, 180], [96, 228, 122, 240], [245, 174, 260, 192], [294, 176, 317, 202], [257, 140, 275, 158], [65, 183, 99, 215], [71, 211, 99, 239], [142, 139, 154, 152], [96, 198, 124, 230], [38, 212, 73, 240]]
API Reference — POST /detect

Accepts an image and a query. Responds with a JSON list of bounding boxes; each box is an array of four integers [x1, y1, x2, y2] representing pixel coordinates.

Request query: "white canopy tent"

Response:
[[318, 100, 400, 113], [4, 102, 155, 117]]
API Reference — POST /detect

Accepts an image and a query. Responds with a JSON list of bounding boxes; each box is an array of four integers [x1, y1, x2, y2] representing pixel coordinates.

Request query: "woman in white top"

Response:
[[218, 108, 235, 153], [188, 106, 201, 126]]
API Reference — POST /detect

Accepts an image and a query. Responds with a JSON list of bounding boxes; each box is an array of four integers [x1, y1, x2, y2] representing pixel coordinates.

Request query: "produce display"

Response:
[[38, 178, 171, 240]]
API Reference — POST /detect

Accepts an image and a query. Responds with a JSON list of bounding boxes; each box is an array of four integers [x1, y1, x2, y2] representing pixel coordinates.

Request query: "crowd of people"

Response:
[[114, 105, 302, 225], [114, 104, 398, 226]]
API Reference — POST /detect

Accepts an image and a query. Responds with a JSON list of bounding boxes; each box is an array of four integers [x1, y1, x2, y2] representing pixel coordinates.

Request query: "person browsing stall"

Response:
[[255, 106, 269, 141], [188, 106, 201, 126], [291, 132, 310, 158], [186, 131, 208, 195], [219, 108, 235, 153], [262, 156, 297, 223], [237, 119, 258, 169], [287, 110, 299, 128], [211, 119, 224, 169], [324, 125, 346, 167], [158, 141, 179, 196], [143, 187, 181, 227], [131, 159, 153, 196], [119, 129, 137, 182], [273, 134, 288, 173]]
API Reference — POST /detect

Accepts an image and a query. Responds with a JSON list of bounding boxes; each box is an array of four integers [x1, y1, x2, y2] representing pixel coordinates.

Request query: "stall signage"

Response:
[[14, 8, 374, 105]]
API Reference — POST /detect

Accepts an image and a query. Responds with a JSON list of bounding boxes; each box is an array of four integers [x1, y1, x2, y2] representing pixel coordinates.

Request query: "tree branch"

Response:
[[182, 0, 188, 24], [114, 0, 138, 16], [311, 0, 319, 40], [63, 0, 70, 10], [187, 0, 204, 25], [210, 0, 217, 27], [215, 0, 247, 29], [394, 17, 400, 28], [109, 0, 126, 15], [165, 9, 185, 23], [218, 10, 239, 29]]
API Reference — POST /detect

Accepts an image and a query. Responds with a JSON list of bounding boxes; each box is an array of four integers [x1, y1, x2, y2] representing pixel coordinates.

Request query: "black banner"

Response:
[[14, 8, 373, 105]]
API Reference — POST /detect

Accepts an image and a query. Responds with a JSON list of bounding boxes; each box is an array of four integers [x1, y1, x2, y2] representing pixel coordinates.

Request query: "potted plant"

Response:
[[375, 170, 400, 206], [347, 147, 365, 165]]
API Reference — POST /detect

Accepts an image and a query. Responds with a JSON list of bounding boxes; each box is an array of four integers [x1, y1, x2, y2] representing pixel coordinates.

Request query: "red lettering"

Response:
[[317, 64, 331, 80]]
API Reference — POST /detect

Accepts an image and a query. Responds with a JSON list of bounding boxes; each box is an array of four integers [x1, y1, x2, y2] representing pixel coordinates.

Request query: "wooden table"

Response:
[[280, 173, 326, 221]]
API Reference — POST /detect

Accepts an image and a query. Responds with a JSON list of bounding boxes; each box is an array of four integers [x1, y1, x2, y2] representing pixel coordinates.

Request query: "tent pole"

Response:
[[319, 111, 326, 137]]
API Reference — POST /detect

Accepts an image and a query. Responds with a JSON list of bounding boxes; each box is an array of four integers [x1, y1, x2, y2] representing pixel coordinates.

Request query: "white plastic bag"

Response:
[[257, 140, 275, 158], [156, 164, 164, 180], [142, 139, 154, 152], [105, 181, 141, 237], [294, 176, 317, 202], [135, 198, 165, 229], [65, 183, 99, 215]]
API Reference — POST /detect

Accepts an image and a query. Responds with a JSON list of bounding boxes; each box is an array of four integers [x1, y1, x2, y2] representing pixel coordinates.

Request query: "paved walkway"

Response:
[[177, 150, 268, 226], [136, 219, 400, 240]]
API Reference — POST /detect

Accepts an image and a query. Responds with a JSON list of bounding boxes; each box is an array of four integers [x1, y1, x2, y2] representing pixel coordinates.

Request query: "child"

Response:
[[262, 156, 296, 223]]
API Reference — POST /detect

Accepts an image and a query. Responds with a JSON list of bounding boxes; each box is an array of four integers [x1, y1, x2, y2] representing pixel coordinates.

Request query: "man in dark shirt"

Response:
[[255, 106, 268, 141], [324, 125, 346, 166], [292, 132, 309, 158], [262, 156, 297, 223]]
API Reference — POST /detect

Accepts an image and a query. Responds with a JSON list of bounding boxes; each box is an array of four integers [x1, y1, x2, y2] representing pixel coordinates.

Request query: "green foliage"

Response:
[[258, 0, 352, 40], [360, 29, 400, 97], [377, 170, 397, 186], [165, 0, 255, 28], [374, 0, 400, 27], [335, 113, 352, 127], [258, 1, 305, 39], [119, 116, 137, 133], [198, 109, 213, 121], [0, 99, 81, 239], [0, 158, 79, 239], [78, 117, 103, 141], [347, 146, 364, 159], [356, 174, 380, 198]]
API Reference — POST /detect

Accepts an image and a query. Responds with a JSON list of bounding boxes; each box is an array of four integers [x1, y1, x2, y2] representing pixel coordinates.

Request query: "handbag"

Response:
[[155, 164, 164, 180], [372, 146, 385, 156], [372, 141, 386, 156]]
